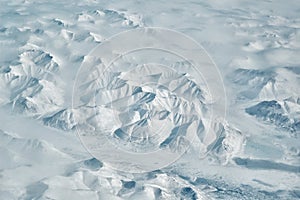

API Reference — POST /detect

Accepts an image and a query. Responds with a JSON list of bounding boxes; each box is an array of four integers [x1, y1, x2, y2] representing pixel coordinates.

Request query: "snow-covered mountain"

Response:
[[0, 0, 299, 199]]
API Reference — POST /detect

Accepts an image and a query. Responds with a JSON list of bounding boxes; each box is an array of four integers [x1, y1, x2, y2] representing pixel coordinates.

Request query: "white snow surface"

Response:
[[0, 0, 299, 199]]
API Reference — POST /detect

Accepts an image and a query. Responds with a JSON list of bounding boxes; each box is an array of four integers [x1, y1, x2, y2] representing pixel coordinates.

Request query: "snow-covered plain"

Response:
[[0, 0, 299, 199]]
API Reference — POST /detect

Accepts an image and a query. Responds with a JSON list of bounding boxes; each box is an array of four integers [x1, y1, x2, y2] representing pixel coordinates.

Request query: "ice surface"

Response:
[[0, 0, 299, 199]]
